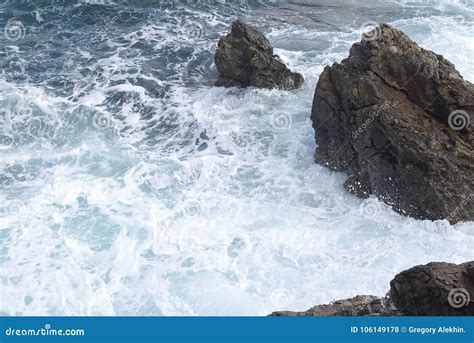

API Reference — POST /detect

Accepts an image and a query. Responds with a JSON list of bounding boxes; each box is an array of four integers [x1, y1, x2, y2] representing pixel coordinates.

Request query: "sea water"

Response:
[[0, 0, 473, 315]]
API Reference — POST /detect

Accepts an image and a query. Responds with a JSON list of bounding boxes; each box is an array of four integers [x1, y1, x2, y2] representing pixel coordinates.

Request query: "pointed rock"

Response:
[[215, 20, 304, 90]]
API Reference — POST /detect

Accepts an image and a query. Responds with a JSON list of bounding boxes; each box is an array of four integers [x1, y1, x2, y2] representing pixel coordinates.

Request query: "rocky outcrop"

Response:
[[390, 261, 474, 316], [270, 261, 474, 316], [215, 20, 304, 90], [271, 295, 397, 316], [311, 24, 474, 223]]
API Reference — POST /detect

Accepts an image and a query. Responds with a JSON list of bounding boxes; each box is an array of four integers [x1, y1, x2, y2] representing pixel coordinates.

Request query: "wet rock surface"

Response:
[[311, 24, 474, 223], [270, 295, 396, 316], [390, 261, 474, 316], [215, 20, 304, 90]]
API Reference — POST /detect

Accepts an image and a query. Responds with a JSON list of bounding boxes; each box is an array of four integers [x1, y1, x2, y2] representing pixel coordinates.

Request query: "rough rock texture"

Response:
[[271, 261, 474, 316], [311, 24, 474, 223], [270, 296, 397, 316], [215, 20, 304, 90], [390, 261, 474, 316]]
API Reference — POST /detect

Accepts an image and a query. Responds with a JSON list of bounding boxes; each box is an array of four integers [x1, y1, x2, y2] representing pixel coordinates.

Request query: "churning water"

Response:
[[0, 0, 473, 315]]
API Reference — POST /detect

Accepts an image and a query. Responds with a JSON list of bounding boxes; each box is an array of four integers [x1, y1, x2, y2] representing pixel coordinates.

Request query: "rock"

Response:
[[270, 261, 474, 316], [311, 23, 474, 223], [215, 20, 304, 90], [390, 261, 474, 316], [270, 295, 396, 316]]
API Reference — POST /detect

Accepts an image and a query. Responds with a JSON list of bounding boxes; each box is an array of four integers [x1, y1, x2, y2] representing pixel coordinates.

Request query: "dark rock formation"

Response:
[[271, 295, 397, 316], [270, 261, 474, 316], [215, 20, 304, 90], [311, 24, 474, 223], [390, 261, 474, 315]]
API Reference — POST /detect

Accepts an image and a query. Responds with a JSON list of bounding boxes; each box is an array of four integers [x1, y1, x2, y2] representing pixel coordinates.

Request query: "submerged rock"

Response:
[[311, 24, 474, 223], [270, 261, 474, 316], [214, 20, 304, 90]]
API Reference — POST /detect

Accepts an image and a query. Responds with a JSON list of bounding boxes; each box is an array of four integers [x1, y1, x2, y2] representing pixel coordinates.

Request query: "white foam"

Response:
[[1, 1, 473, 316]]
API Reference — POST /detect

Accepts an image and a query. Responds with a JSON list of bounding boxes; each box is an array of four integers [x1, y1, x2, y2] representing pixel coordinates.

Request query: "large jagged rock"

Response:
[[270, 261, 474, 316], [390, 261, 474, 316], [311, 24, 474, 223], [215, 20, 304, 90]]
